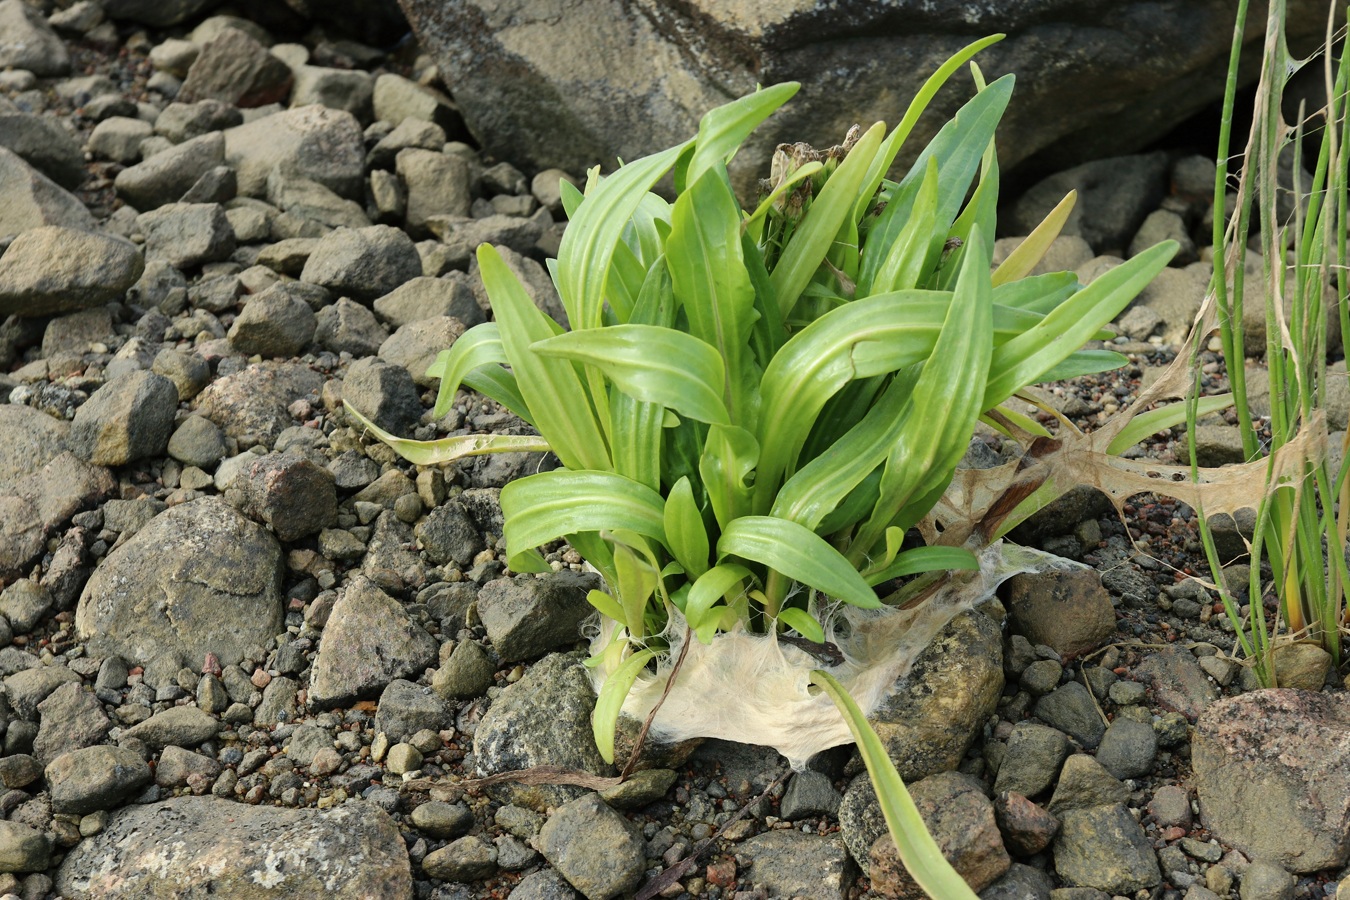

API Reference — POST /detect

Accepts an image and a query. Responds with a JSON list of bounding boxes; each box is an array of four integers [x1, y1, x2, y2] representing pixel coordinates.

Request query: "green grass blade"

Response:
[[718, 516, 880, 609], [863, 545, 979, 586], [811, 670, 980, 900], [593, 648, 655, 764], [1105, 395, 1236, 455], [533, 325, 730, 426], [460, 366, 533, 425], [991, 190, 1077, 286], [991, 272, 1079, 314], [1036, 349, 1130, 382], [867, 157, 940, 295], [681, 82, 800, 191], [426, 322, 507, 419]]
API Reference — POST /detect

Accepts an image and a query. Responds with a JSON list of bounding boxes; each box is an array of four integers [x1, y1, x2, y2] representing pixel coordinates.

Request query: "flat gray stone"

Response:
[[0, 0, 69, 75], [224, 104, 365, 200], [1033, 682, 1106, 749], [0, 226, 143, 318], [477, 572, 599, 664], [1054, 803, 1161, 893], [0, 405, 68, 492], [137, 202, 236, 270], [739, 830, 855, 900], [0, 111, 85, 189], [193, 361, 324, 444], [538, 793, 645, 900], [122, 705, 219, 750], [114, 131, 225, 210], [301, 224, 421, 302], [0, 451, 114, 580], [993, 722, 1069, 798], [69, 370, 178, 466], [45, 744, 152, 815], [0, 147, 94, 239]]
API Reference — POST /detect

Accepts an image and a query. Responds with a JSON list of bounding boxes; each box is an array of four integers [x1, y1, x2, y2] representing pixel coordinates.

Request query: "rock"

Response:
[[1239, 860, 1296, 900], [75, 497, 283, 668], [103, 0, 221, 27], [1115, 305, 1163, 341], [1148, 784, 1193, 829], [367, 118, 446, 170], [0, 405, 67, 492], [307, 576, 438, 707], [227, 283, 317, 358], [993, 791, 1060, 857], [373, 679, 455, 743], [167, 415, 228, 468], [266, 168, 370, 230], [55, 796, 411, 897], [0, 147, 95, 238], [0, 580, 50, 633], [290, 65, 373, 121], [396, 148, 471, 234], [254, 675, 298, 726], [6, 665, 80, 718], [1054, 803, 1160, 893], [779, 769, 842, 821], [473, 653, 609, 811], [1137, 262, 1213, 345], [868, 610, 1003, 781], [416, 501, 484, 567], [0, 451, 113, 579], [477, 572, 599, 664], [122, 705, 219, 749], [0, 755, 41, 790], [431, 639, 494, 701], [1004, 568, 1116, 658], [738, 830, 854, 900], [137, 202, 236, 270], [868, 771, 1009, 897], [372, 73, 462, 134], [1193, 690, 1350, 873], [1191, 424, 1247, 467], [69, 371, 178, 466], [377, 316, 467, 387], [411, 800, 474, 840], [33, 681, 110, 764], [154, 99, 242, 143], [155, 745, 222, 787], [981, 862, 1054, 899], [1270, 641, 1332, 690], [1130, 208, 1197, 264], [225, 451, 336, 541], [599, 768, 677, 811], [1011, 153, 1169, 253], [373, 274, 486, 329], [224, 105, 365, 199], [342, 356, 423, 438], [300, 225, 421, 302], [1134, 645, 1218, 721], [1047, 754, 1129, 816], [1019, 659, 1063, 696], [45, 745, 152, 815], [0, 112, 84, 189], [0, 820, 50, 873], [314, 296, 388, 357], [179, 27, 292, 108], [0, 0, 68, 76], [993, 722, 1069, 798], [1033, 682, 1106, 749], [0, 227, 142, 318], [194, 361, 324, 444], [422, 835, 497, 882], [44, 307, 113, 356], [538, 793, 646, 900], [115, 131, 225, 210], [1093, 718, 1158, 780]]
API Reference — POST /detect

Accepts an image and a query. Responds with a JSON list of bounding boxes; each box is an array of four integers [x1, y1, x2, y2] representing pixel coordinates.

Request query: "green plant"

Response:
[[1190, 0, 1350, 685], [349, 37, 1178, 895]]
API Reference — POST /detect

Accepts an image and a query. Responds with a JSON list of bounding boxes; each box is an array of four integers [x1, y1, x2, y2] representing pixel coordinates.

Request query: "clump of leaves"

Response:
[[349, 35, 1179, 897]]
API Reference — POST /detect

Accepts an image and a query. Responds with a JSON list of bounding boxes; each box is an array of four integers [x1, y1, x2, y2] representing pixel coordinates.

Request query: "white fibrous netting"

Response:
[[586, 541, 1081, 769]]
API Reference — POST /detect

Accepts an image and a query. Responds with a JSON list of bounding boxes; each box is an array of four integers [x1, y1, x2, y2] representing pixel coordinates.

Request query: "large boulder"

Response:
[[398, 0, 1332, 195]]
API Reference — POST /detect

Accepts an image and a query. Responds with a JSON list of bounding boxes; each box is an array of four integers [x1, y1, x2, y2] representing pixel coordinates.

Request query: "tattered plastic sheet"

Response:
[[587, 541, 1079, 769]]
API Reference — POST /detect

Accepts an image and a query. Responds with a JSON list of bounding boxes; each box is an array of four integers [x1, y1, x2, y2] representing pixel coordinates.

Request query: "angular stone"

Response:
[[115, 131, 224, 210], [300, 224, 421, 302], [538, 793, 646, 900], [33, 681, 110, 764], [738, 830, 854, 900], [122, 705, 219, 750], [225, 451, 336, 541], [477, 572, 599, 664], [0, 405, 67, 492], [314, 296, 388, 357], [994, 791, 1060, 857], [55, 796, 411, 897], [0, 0, 69, 75], [372, 274, 485, 329], [1054, 803, 1161, 893], [0, 452, 114, 580], [0, 111, 85, 189], [1005, 567, 1116, 658], [224, 105, 365, 200], [69, 371, 178, 466], [227, 283, 317, 358], [372, 679, 455, 744], [1135, 646, 1218, 721], [0, 147, 95, 239], [993, 722, 1069, 798], [137, 202, 236, 270], [397, 148, 471, 234], [378, 316, 467, 388], [342, 356, 423, 438], [180, 27, 293, 108], [1047, 754, 1129, 816], [45, 745, 152, 815], [1033, 682, 1106, 749], [154, 99, 243, 143], [193, 361, 324, 444], [0, 820, 50, 874], [0, 227, 143, 318]]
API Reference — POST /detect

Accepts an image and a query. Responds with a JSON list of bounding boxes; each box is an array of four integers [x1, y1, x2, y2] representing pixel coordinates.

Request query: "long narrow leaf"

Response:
[[718, 517, 880, 609], [864, 545, 979, 586], [593, 649, 655, 764], [664, 476, 711, 578], [992, 190, 1078, 286], [500, 470, 667, 570], [681, 82, 799, 191], [344, 402, 550, 463], [685, 563, 753, 638]]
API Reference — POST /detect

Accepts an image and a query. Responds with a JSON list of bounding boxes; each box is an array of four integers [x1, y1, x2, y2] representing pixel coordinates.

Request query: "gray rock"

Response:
[[193, 361, 324, 444], [0, 405, 67, 492], [410, 800, 474, 840], [0, 0, 68, 75], [55, 796, 411, 897], [123, 705, 219, 749], [69, 371, 178, 466], [1135, 646, 1218, 721], [102, 497, 166, 537], [181, 163, 237, 204], [1115, 305, 1163, 341], [598, 768, 677, 811], [0, 112, 84, 189], [103, 0, 221, 27], [314, 296, 388, 357], [738, 830, 854, 900], [373, 679, 455, 744], [301, 225, 421, 302], [154, 99, 242, 144], [1130, 208, 1197, 264], [290, 65, 373, 122], [1047, 754, 1129, 816], [432, 639, 495, 701], [0, 754, 41, 790], [980, 862, 1054, 900], [43, 307, 113, 356], [308, 576, 438, 707], [417, 502, 485, 568], [256, 237, 319, 275], [224, 105, 365, 200], [45, 745, 152, 815], [282, 724, 331, 767], [1019, 659, 1063, 696], [1239, 860, 1296, 900], [474, 654, 609, 811], [0, 580, 51, 633], [1270, 641, 1333, 691], [1148, 784, 1193, 829], [167, 415, 228, 468], [1005, 568, 1116, 659], [137, 202, 236, 269], [180, 27, 293, 108], [0, 147, 95, 239], [372, 73, 462, 134], [115, 131, 225, 210], [0, 820, 50, 874], [254, 675, 298, 726], [367, 118, 446, 170], [868, 610, 1004, 782], [781, 769, 842, 821], [422, 835, 498, 882], [1193, 690, 1350, 873], [507, 869, 583, 899], [227, 283, 317, 358], [1137, 262, 1213, 345], [266, 168, 370, 231], [343, 356, 423, 438], [1033, 682, 1106, 749], [5, 665, 80, 719], [538, 793, 645, 900], [0, 451, 114, 580], [1054, 803, 1161, 893], [1094, 718, 1158, 780], [1011, 153, 1169, 253], [75, 497, 283, 668], [1191, 424, 1246, 467], [155, 744, 222, 787], [397, 148, 472, 234], [378, 316, 467, 387], [0, 227, 142, 318], [993, 722, 1069, 798], [993, 791, 1060, 857], [373, 274, 486, 329], [360, 507, 422, 582], [225, 451, 336, 541], [33, 681, 111, 764], [478, 572, 600, 663]]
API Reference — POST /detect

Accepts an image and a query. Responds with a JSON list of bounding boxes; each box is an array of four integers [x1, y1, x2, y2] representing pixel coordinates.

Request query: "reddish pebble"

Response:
[[1160, 826, 1187, 841], [706, 856, 736, 888], [201, 652, 221, 677], [250, 669, 271, 688]]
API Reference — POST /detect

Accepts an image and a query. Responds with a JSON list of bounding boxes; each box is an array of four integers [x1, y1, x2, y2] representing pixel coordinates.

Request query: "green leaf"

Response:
[[991, 272, 1079, 314], [700, 423, 759, 529], [426, 323, 508, 419], [867, 157, 940, 295], [478, 244, 610, 471], [593, 649, 655, 764], [681, 82, 799, 192], [533, 325, 730, 426], [613, 540, 658, 639], [777, 607, 826, 644], [586, 589, 626, 624], [864, 546, 979, 586], [500, 470, 667, 571], [811, 670, 980, 900], [992, 190, 1077, 286], [559, 177, 584, 219], [770, 122, 886, 317], [685, 563, 753, 639], [460, 365, 533, 425], [1106, 394, 1235, 455], [983, 241, 1178, 408], [344, 401, 550, 464], [1037, 349, 1130, 382], [718, 517, 880, 609], [664, 476, 710, 578]]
